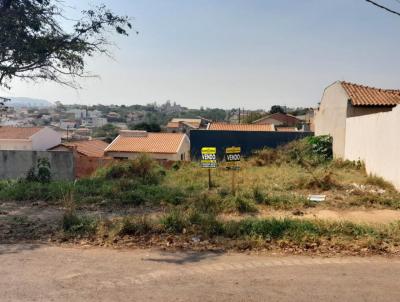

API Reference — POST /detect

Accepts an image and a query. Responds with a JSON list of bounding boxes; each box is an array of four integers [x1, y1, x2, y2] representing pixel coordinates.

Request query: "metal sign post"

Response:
[[201, 147, 217, 190], [225, 146, 241, 195]]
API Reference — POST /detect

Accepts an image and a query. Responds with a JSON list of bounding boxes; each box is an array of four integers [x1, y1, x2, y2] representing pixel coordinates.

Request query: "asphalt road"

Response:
[[1, 244, 400, 302]]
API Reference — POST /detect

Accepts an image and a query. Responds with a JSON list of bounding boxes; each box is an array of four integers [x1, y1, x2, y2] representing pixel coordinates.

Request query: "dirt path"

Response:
[[2, 201, 400, 227], [224, 208, 400, 225], [1, 244, 400, 301]]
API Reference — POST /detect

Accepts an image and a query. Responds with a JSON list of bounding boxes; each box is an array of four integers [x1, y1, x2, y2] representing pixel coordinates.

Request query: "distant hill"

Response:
[[7, 97, 54, 108]]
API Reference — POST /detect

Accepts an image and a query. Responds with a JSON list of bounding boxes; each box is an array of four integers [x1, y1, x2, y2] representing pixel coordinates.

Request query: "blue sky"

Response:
[[4, 0, 400, 109]]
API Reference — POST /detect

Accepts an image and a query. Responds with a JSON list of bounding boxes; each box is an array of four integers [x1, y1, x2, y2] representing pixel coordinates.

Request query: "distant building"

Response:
[[166, 118, 203, 133], [67, 109, 87, 120], [87, 110, 102, 118], [92, 117, 108, 128], [105, 130, 190, 161], [50, 139, 109, 158], [106, 112, 121, 122], [207, 123, 275, 132], [314, 81, 399, 157], [59, 119, 76, 130], [0, 127, 61, 150], [252, 113, 301, 127]]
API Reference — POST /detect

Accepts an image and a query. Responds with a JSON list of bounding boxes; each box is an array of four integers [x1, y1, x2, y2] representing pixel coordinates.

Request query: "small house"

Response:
[[105, 130, 190, 161], [0, 126, 61, 151], [314, 81, 400, 157]]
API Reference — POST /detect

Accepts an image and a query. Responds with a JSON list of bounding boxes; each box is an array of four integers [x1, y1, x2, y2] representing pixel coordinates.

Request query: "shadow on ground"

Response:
[[144, 251, 223, 265], [0, 243, 43, 256]]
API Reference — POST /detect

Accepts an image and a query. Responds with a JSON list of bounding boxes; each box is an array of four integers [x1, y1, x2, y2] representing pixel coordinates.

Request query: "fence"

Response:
[[190, 130, 313, 160], [345, 106, 400, 190], [0, 150, 74, 180]]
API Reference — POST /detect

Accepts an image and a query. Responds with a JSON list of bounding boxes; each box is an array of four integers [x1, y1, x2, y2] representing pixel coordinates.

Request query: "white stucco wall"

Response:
[[31, 127, 62, 150], [314, 82, 349, 158], [345, 106, 400, 190]]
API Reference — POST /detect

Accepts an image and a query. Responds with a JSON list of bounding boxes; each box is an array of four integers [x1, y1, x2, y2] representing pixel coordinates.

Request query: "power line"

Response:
[[365, 0, 400, 16]]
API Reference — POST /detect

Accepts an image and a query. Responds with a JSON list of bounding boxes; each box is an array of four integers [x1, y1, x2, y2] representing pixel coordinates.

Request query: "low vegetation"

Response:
[[59, 208, 400, 254], [2, 137, 400, 254]]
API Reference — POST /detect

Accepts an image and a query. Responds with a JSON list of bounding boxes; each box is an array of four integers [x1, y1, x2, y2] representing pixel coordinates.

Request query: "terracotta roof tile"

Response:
[[168, 118, 201, 129], [253, 113, 300, 125], [0, 127, 42, 139], [208, 123, 275, 132], [105, 132, 186, 154], [61, 140, 109, 157], [276, 127, 298, 132], [341, 81, 400, 106]]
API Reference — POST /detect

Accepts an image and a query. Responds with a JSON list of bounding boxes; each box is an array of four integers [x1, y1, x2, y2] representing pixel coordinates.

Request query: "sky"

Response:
[[3, 0, 400, 109]]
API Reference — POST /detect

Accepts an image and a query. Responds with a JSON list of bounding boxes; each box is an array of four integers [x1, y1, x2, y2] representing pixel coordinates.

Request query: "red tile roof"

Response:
[[208, 123, 275, 132], [167, 119, 201, 129], [276, 127, 298, 132], [0, 127, 42, 139], [341, 81, 400, 106], [253, 113, 300, 125], [56, 140, 109, 157], [105, 132, 186, 154]]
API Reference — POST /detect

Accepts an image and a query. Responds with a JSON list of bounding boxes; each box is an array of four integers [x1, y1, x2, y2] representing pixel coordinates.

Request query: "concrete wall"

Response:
[[0, 150, 74, 180], [345, 106, 400, 190], [0, 139, 32, 150], [314, 82, 349, 158]]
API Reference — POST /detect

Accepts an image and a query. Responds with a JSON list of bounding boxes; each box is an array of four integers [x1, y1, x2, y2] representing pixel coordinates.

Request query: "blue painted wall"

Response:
[[190, 130, 313, 160]]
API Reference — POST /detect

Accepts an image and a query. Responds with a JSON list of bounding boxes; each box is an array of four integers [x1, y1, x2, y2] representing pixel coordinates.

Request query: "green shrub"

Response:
[[223, 218, 321, 240], [116, 216, 154, 236], [62, 212, 97, 235], [0, 180, 70, 202], [97, 154, 165, 184], [234, 196, 258, 213], [188, 211, 223, 236], [161, 211, 187, 233], [307, 135, 333, 161], [252, 186, 265, 203], [192, 193, 222, 215], [25, 157, 52, 183], [259, 192, 309, 210]]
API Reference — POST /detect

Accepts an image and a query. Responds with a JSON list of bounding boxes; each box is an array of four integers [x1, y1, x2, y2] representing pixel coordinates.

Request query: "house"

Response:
[[67, 109, 87, 120], [49, 139, 111, 178], [0, 126, 61, 150], [207, 123, 275, 132], [91, 117, 108, 128], [252, 113, 301, 127], [166, 118, 203, 133], [49, 139, 109, 158], [105, 130, 190, 161], [314, 81, 399, 157], [59, 119, 76, 130]]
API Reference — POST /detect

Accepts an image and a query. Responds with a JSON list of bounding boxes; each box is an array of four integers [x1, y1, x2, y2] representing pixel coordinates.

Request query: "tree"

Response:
[[129, 122, 161, 132], [93, 123, 119, 143], [270, 105, 286, 114], [0, 96, 9, 115], [0, 0, 133, 89]]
